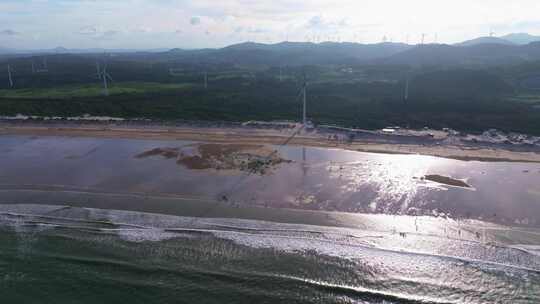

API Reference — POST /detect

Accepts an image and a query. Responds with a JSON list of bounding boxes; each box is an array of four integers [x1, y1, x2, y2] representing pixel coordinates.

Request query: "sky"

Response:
[[2, 0, 540, 50]]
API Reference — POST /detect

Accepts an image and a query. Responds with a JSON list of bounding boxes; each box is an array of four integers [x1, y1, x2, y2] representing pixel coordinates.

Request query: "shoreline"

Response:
[[2, 123, 540, 163], [1, 189, 533, 232]]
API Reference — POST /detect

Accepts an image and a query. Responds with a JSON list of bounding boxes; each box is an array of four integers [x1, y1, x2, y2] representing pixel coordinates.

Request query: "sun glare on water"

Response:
[[327, 153, 450, 213]]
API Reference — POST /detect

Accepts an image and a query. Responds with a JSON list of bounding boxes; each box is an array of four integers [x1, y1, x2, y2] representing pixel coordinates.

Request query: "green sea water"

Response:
[[1, 205, 539, 304]]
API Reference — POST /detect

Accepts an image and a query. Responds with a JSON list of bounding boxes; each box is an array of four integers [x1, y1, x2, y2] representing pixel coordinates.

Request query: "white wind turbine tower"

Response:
[[102, 65, 112, 96], [95, 61, 101, 79], [34, 57, 49, 73], [96, 62, 112, 96], [42, 57, 48, 72], [404, 75, 410, 103], [7, 64, 13, 88]]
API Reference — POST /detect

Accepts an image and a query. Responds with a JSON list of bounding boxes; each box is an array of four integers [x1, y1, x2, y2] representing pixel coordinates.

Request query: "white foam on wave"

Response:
[[1, 203, 540, 272], [1, 204, 538, 304], [115, 228, 181, 243], [511, 245, 540, 257]]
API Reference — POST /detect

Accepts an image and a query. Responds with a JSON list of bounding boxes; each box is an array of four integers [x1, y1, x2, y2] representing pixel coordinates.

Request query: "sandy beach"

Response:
[[1, 122, 540, 163]]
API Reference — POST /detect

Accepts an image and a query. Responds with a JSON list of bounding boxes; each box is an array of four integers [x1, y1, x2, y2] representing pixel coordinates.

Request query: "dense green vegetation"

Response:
[[0, 82, 193, 98], [1, 52, 540, 135]]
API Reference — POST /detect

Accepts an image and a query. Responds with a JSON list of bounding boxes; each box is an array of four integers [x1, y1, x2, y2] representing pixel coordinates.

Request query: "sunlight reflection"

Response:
[[327, 154, 448, 214]]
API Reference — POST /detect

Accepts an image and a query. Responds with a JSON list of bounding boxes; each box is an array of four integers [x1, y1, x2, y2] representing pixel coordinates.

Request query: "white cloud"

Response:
[[78, 26, 98, 36], [76, 26, 120, 41], [306, 15, 348, 31], [2, 0, 540, 48]]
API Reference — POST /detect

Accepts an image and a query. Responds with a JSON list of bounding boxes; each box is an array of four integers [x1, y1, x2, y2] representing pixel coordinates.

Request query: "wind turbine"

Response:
[[97, 63, 112, 96], [404, 75, 410, 103], [94, 61, 101, 79], [42, 57, 48, 72], [7, 64, 13, 88], [35, 57, 49, 73]]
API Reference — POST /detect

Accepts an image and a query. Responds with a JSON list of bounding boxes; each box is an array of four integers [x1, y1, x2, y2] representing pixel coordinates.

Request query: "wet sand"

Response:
[[0, 135, 539, 227], [2, 124, 540, 163]]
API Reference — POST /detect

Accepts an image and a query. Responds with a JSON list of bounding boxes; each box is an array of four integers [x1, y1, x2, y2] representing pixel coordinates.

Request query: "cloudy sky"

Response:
[[1, 0, 540, 50]]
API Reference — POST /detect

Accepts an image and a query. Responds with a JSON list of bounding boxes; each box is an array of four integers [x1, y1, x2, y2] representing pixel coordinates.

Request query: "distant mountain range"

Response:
[[2, 33, 539, 56], [501, 33, 540, 44], [456, 36, 515, 46], [0, 47, 170, 55], [380, 42, 540, 66], [3, 33, 540, 67], [158, 39, 540, 67], [0, 47, 14, 54], [143, 41, 415, 66], [458, 33, 540, 46]]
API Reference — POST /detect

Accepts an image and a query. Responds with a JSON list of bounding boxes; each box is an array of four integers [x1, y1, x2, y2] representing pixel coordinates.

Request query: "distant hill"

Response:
[[457, 33, 540, 46], [500, 33, 540, 45], [456, 36, 515, 46], [382, 42, 540, 66], [156, 38, 540, 67], [0, 47, 14, 54], [0, 47, 170, 55], [161, 41, 413, 66], [3, 34, 540, 67], [53, 46, 69, 53]]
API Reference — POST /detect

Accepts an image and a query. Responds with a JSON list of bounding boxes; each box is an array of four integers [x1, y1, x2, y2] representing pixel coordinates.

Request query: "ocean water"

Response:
[[1, 135, 540, 302], [1, 204, 539, 304]]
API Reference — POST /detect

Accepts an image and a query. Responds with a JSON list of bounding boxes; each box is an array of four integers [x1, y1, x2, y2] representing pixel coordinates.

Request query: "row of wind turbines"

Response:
[[5, 58, 410, 127], [5, 58, 311, 124], [299, 32, 441, 45], [6, 57, 48, 88], [5, 57, 113, 96]]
